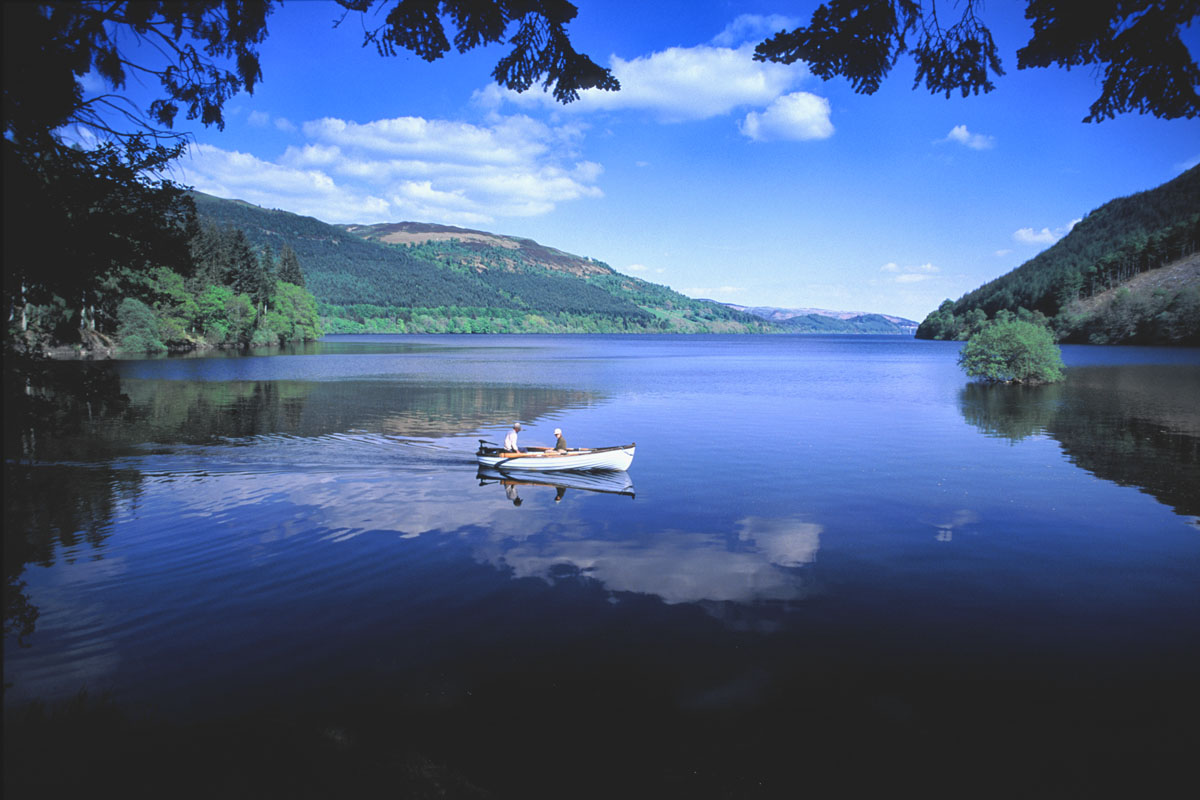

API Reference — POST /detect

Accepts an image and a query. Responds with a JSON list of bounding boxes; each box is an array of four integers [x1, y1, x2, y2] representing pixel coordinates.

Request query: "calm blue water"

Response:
[[6, 335, 1199, 797]]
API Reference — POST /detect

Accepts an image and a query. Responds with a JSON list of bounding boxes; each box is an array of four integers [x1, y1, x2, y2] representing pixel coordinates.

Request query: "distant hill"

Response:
[[191, 193, 771, 334], [724, 304, 919, 335], [916, 166, 1200, 345], [192, 192, 915, 336]]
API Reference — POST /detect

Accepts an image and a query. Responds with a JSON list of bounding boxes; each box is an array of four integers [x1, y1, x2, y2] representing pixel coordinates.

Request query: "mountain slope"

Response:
[[916, 166, 1200, 344], [191, 193, 772, 333]]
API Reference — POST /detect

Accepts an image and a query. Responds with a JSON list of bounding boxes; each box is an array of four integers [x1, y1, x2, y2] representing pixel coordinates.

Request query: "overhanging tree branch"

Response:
[[754, 0, 1198, 122], [338, 0, 619, 103]]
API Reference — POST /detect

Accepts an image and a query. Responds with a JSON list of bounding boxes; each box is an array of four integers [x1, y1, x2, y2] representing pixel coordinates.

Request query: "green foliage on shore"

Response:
[[116, 298, 166, 355], [17, 225, 322, 355], [958, 319, 1065, 384], [918, 166, 1200, 345]]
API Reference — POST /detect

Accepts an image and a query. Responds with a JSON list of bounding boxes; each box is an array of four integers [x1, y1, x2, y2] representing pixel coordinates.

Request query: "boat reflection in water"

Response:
[[477, 466, 636, 504]]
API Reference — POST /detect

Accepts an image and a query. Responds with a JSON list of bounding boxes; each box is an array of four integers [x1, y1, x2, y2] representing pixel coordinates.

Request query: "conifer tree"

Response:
[[278, 245, 305, 287]]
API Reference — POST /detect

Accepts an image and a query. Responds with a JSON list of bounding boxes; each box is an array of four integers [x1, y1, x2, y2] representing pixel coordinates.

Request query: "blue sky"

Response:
[[101, 1, 1200, 321]]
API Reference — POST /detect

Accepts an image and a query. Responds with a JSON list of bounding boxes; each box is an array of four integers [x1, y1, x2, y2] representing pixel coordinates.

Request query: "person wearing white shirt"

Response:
[[503, 422, 522, 452]]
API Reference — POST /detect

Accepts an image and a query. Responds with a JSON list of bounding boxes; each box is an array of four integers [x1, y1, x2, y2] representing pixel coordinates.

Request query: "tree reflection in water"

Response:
[[960, 365, 1200, 516], [3, 465, 142, 647]]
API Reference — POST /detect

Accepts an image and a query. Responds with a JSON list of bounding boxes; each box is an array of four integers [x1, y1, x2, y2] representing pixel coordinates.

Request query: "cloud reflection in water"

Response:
[[141, 464, 823, 609]]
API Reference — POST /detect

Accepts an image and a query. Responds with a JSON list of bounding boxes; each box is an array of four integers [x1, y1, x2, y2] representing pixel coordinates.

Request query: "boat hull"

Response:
[[476, 444, 635, 472]]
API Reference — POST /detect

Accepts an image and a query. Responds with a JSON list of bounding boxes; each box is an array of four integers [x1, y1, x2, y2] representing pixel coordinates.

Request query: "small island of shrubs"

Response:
[[958, 316, 1065, 385]]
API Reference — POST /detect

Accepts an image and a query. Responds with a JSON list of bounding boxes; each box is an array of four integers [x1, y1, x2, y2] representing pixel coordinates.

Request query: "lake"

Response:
[[5, 334, 1199, 798]]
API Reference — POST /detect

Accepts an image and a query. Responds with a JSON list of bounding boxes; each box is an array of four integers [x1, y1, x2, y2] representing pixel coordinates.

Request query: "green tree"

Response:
[[4, 141, 196, 341], [226, 230, 264, 300], [958, 319, 1065, 384], [277, 244, 305, 286], [147, 266, 199, 347], [269, 281, 323, 343], [225, 293, 257, 345], [754, 0, 1200, 122], [116, 297, 166, 355], [196, 285, 235, 343]]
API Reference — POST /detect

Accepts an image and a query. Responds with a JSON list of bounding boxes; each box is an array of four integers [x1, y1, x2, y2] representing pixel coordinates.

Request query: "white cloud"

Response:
[[78, 70, 107, 94], [177, 144, 393, 223], [175, 113, 602, 225], [995, 248, 1012, 257], [711, 14, 799, 47], [881, 262, 938, 283], [685, 286, 745, 297], [247, 111, 297, 133], [572, 160, 604, 182], [739, 92, 833, 141], [1177, 155, 1200, 172], [1014, 227, 1057, 245], [477, 42, 809, 124], [1013, 219, 1080, 245], [940, 124, 995, 150], [626, 263, 665, 275]]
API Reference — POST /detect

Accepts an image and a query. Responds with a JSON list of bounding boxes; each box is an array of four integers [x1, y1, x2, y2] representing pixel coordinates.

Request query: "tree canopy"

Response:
[[755, 0, 1200, 122]]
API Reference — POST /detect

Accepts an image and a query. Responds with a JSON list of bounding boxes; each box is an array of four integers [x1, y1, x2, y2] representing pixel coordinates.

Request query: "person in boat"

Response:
[[504, 422, 522, 452], [552, 428, 568, 452]]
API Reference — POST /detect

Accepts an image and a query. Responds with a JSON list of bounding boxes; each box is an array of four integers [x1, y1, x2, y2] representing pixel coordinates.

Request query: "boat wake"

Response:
[[117, 430, 482, 477]]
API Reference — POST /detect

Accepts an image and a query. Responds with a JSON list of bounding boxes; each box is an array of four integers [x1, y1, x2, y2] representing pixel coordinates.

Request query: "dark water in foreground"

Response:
[[5, 335, 1200, 797]]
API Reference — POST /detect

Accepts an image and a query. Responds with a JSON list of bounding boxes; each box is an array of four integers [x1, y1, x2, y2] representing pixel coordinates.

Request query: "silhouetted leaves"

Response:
[[1018, 0, 1200, 122], [342, 0, 619, 103], [755, 0, 1198, 121]]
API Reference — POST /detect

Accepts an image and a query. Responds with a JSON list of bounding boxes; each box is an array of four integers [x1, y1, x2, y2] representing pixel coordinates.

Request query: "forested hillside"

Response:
[[917, 166, 1200, 344], [192, 193, 773, 334]]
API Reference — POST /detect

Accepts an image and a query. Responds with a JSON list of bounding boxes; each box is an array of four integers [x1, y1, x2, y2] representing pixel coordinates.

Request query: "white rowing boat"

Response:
[[476, 441, 636, 472]]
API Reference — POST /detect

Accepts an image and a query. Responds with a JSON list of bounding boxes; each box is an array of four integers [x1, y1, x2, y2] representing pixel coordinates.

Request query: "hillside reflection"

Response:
[[120, 379, 602, 443], [959, 365, 1200, 516], [20, 372, 603, 458]]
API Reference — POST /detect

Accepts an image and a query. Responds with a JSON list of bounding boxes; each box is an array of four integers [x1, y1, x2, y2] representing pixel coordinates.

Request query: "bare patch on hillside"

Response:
[[342, 221, 613, 278], [377, 230, 521, 249], [1072, 253, 1200, 316]]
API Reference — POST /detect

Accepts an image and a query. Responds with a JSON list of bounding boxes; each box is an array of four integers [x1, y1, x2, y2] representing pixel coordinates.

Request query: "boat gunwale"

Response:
[[476, 442, 636, 459]]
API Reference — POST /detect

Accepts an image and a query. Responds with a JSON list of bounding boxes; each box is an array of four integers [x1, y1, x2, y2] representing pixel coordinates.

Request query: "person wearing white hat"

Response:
[[552, 427, 568, 452], [503, 422, 522, 452]]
